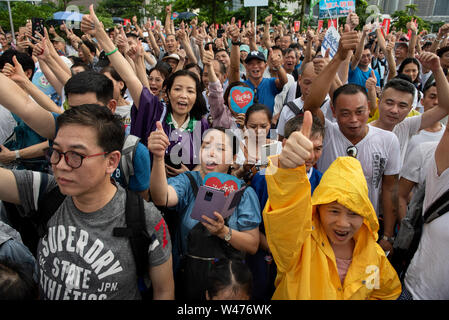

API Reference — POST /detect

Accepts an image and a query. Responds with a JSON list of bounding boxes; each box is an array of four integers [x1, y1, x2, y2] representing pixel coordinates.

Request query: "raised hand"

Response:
[[269, 48, 283, 69], [148, 121, 169, 159], [265, 14, 272, 25], [336, 24, 359, 60], [80, 4, 103, 37], [279, 111, 314, 169], [347, 12, 359, 31], [2, 55, 29, 86], [202, 44, 214, 66], [365, 69, 377, 92], [417, 52, 441, 72]]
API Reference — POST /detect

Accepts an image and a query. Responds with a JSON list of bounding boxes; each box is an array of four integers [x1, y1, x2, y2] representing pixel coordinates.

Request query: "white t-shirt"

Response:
[[392, 115, 422, 167], [0, 104, 16, 145], [317, 120, 401, 215], [406, 125, 445, 156], [400, 141, 438, 188], [273, 74, 295, 116], [404, 154, 449, 299]]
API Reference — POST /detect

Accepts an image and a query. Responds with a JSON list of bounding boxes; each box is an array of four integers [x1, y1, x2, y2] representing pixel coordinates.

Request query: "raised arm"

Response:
[[303, 25, 359, 122], [148, 122, 179, 207], [262, 15, 273, 49], [0, 73, 55, 140], [228, 23, 241, 84], [176, 24, 197, 65], [0, 168, 20, 204], [407, 21, 418, 58], [418, 52, 449, 130], [81, 5, 143, 108], [269, 48, 288, 91], [350, 24, 369, 70], [2, 56, 62, 114]]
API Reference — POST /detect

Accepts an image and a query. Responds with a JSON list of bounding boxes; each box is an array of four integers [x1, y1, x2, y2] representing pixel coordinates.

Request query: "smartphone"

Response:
[[32, 18, 45, 38]]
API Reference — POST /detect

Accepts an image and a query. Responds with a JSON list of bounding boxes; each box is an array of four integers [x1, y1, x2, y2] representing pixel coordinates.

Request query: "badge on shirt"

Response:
[[203, 172, 242, 196], [230, 86, 254, 114]]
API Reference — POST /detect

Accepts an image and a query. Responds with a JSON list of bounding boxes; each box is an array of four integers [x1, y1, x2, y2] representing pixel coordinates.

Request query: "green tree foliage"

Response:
[[391, 4, 430, 33], [0, 1, 57, 31], [96, 0, 151, 20]]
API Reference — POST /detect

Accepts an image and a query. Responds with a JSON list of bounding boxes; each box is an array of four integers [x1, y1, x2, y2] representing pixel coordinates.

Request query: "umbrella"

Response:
[[52, 11, 84, 22], [112, 17, 124, 24], [175, 12, 197, 20]]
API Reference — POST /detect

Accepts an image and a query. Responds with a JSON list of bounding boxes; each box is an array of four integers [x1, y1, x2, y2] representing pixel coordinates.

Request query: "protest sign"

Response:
[[321, 26, 340, 59]]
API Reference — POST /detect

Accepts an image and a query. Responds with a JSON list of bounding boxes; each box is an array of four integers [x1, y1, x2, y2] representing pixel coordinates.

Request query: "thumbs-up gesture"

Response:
[[1, 55, 28, 86], [228, 23, 240, 43], [81, 4, 103, 37], [202, 44, 214, 66], [336, 24, 359, 60], [148, 121, 169, 159], [365, 69, 377, 92], [279, 111, 314, 169]]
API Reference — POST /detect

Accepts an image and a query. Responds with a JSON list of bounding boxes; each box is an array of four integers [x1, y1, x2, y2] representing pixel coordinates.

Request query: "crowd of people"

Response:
[[0, 4, 448, 300]]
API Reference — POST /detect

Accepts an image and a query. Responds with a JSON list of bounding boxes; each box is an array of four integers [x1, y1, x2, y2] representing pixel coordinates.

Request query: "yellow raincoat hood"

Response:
[[311, 157, 379, 241], [263, 155, 401, 300]]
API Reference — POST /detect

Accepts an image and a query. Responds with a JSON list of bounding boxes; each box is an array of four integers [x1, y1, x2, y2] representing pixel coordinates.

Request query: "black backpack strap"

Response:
[[36, 185, 66, 238], [286, 101, 303, 116], [113, 190, 150, 278], [185, 172, 199, 197], [423, 188, 449, 224]]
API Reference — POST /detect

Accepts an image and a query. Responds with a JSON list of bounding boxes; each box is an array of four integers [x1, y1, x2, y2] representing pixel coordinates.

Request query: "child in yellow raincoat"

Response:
[[263, 111, 401, 300]]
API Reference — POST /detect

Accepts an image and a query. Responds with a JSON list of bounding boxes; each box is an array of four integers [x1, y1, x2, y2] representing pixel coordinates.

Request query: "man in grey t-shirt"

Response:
[[0, 105, 174, 300]]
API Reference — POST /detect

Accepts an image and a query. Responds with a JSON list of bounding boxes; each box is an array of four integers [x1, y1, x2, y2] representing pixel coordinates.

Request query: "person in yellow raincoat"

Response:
[[263, 111, 401, 300]]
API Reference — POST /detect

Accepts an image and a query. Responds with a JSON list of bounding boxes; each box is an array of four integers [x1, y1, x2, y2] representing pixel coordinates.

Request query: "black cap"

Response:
[[244, 50, 266, 64]]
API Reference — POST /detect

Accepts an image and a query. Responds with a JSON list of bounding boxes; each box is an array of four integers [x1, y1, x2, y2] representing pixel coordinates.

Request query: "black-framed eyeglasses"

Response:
[[45, 148, 108, 169], [346, 146, 358, 158]]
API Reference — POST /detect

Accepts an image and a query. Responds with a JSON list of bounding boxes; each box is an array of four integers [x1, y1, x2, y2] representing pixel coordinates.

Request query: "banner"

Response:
[[321, 26, 340, 59], [318, 20, 324, 33], [382, 18, 391, 35], [294, 21, 301, 32], [319, 0, 355, 19]]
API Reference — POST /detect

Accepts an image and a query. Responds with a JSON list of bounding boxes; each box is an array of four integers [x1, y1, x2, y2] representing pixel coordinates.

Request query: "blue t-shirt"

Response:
[[168, 171, 261, 260], [244, 78, 280, 114], [348, 64, 381, 88], [251, 167, 323, 212], [51, 113, 150, 192]]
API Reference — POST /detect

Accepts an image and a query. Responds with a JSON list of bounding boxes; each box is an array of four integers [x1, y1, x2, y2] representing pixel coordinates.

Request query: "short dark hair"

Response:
[[57, 104, 125, 153], [163, 70, 208, 120], [71, 62, 90, 73], [244, 103, 272, 126], [422, 81, 436, 96], [64, 71, 114, 106], [101, 65, 128, 97], [206, 259, 252, 300], [284, 113, 325, 140], [81, 40, 97, 55], [214, 48, 229, 57], [0, 49, 35, 80], [332, 84, 368, 108], [437, 45, 449, 57], [0, 260, 38, 300], [382, 78, 415, 98], [147, 61, 172, 79]]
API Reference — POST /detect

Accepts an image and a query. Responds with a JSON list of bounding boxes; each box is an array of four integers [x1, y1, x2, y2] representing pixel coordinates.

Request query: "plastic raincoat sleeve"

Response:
[[369, 248, 403, 300], [263, 156, 313, 274]]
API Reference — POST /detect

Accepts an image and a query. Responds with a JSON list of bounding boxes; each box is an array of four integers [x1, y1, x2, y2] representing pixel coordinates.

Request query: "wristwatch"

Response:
[[382, 235, 395, 245], [15, 150, 21, 160], [231, 40, 241, 46], [224, 227, 232, 242]]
